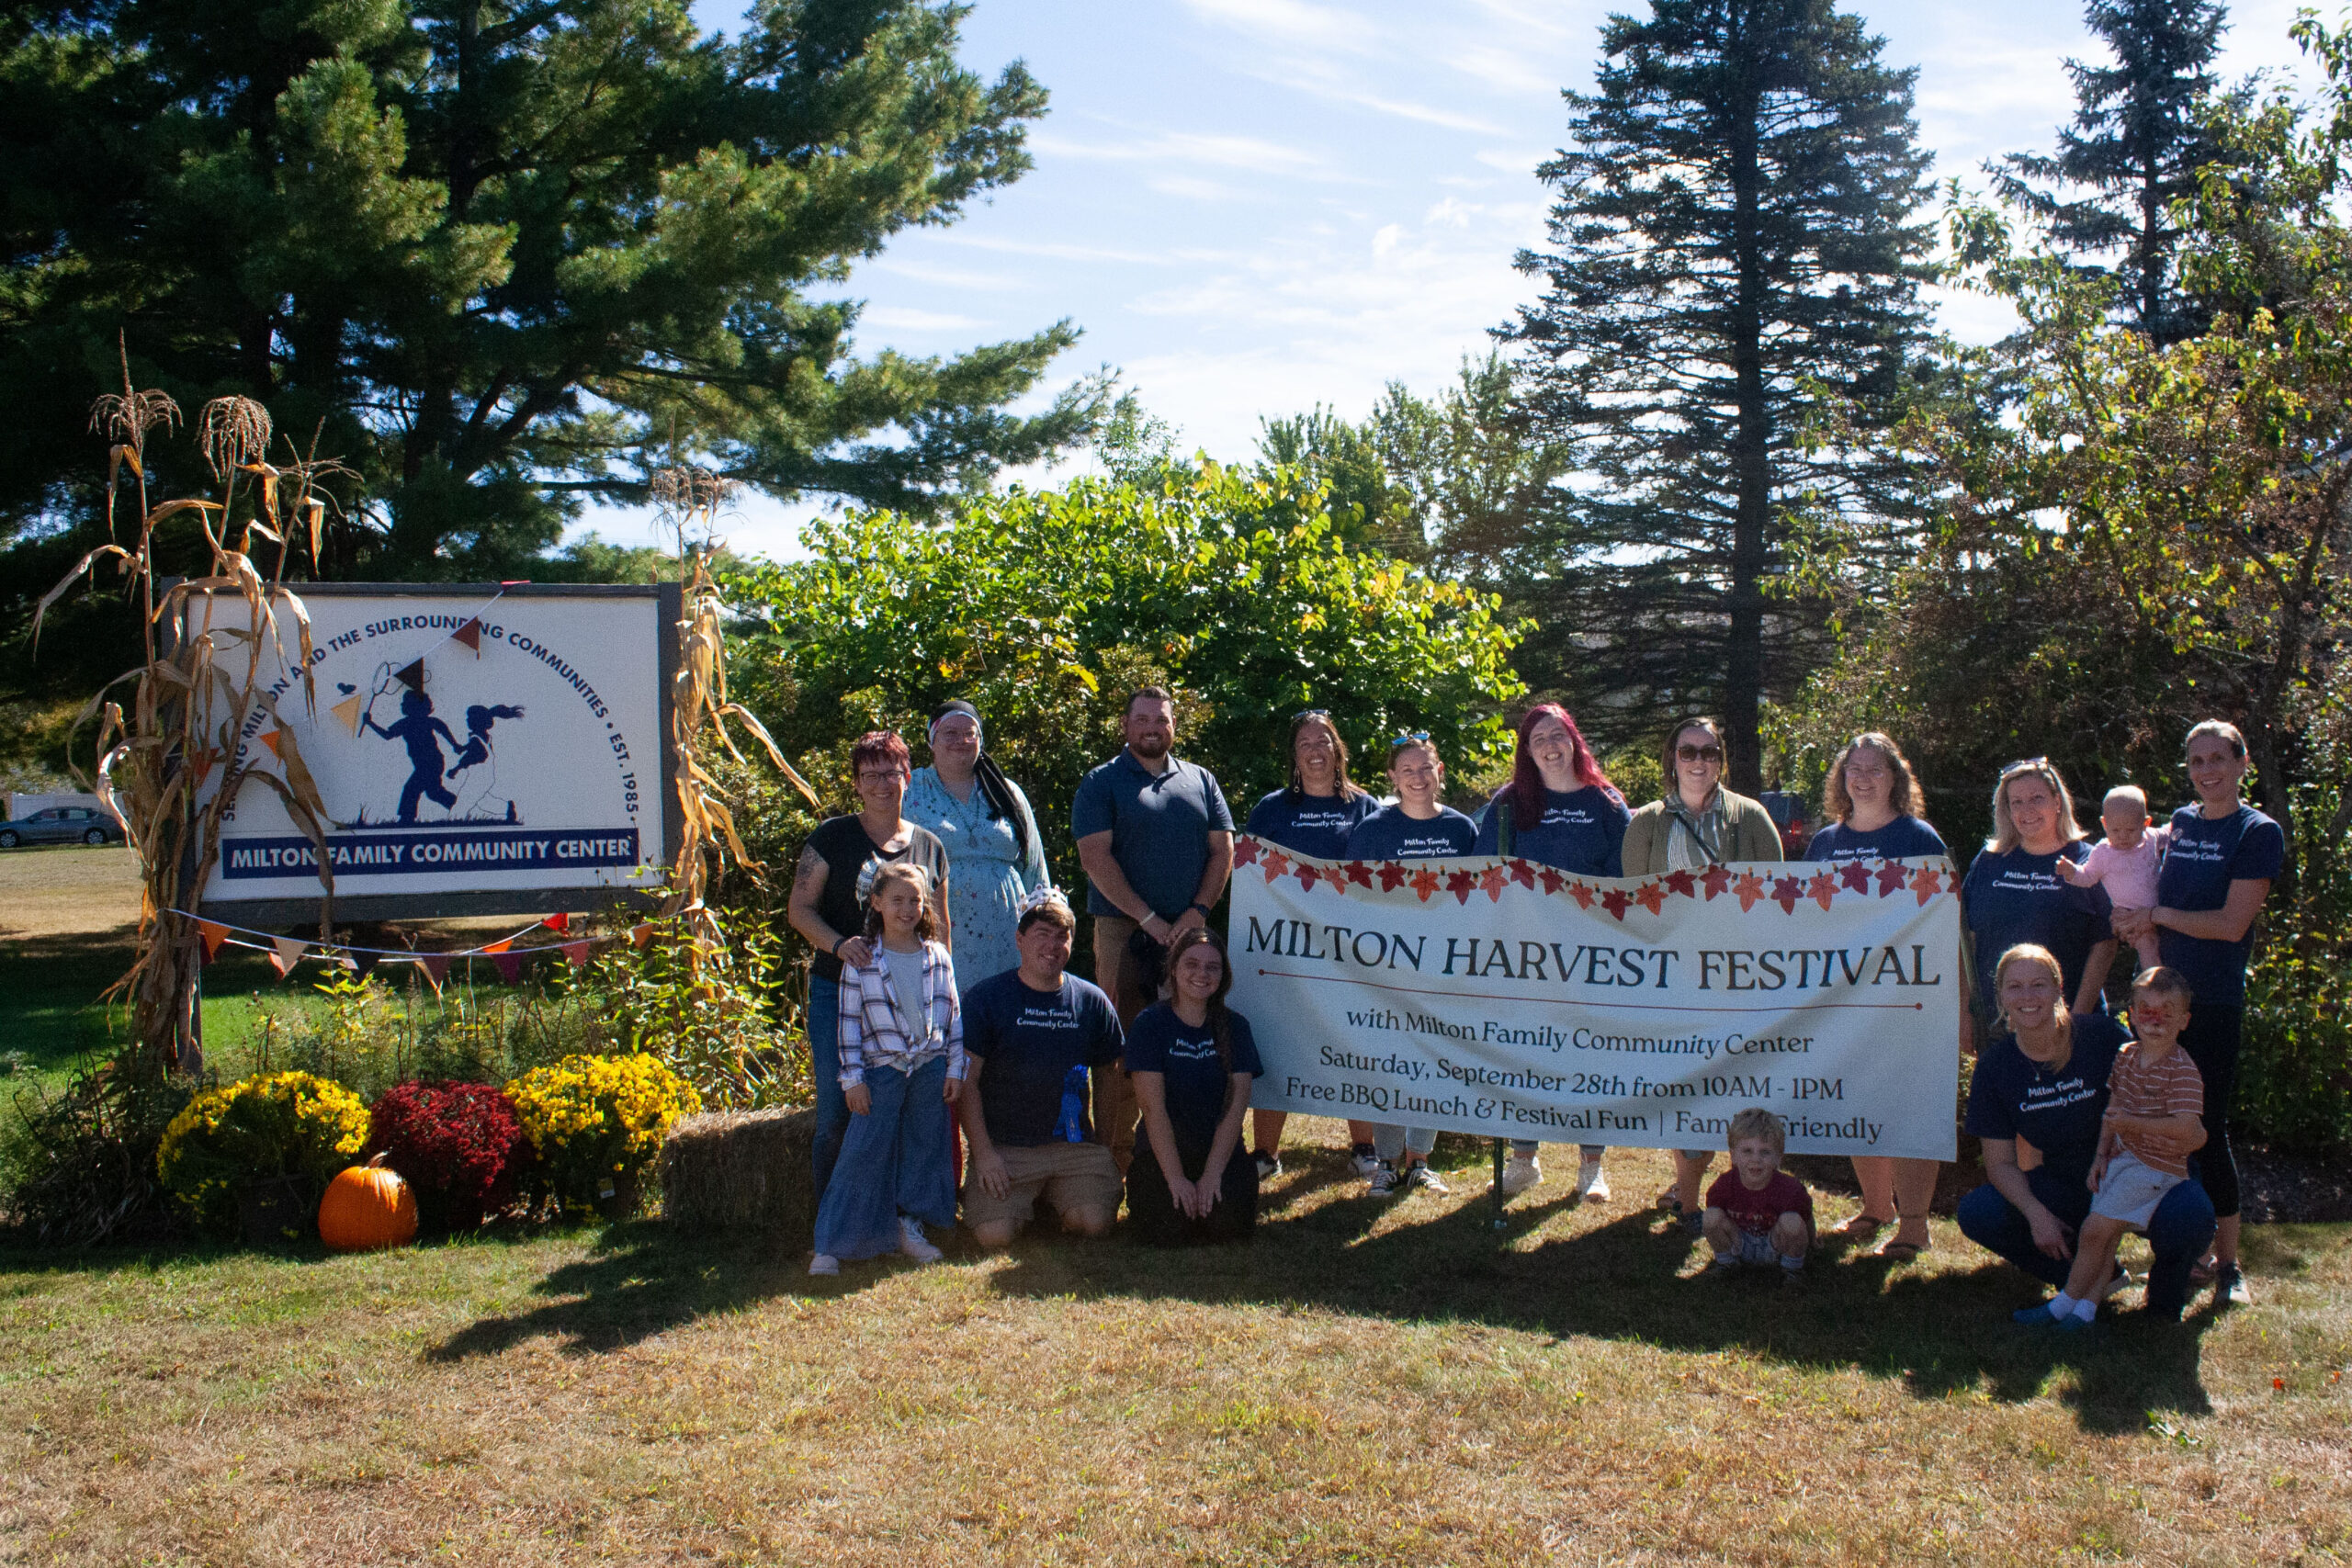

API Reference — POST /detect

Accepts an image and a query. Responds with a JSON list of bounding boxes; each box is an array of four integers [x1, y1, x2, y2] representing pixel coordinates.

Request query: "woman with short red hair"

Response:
[[787, 730, 954, 1202]]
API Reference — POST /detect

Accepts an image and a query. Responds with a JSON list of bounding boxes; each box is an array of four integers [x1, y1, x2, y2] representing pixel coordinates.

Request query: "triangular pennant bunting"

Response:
[[539, 911, 570, 932], [257, 728, 285, 759], [416, 953, 453, 992], [629, 922, 656, 950], [562, 940, 594, 968], [489, 950, 526, 986], [393, 660, 426, 693], [480, 937, 514, 955], [196, 920, 229, 961], [329, 692, 366, 735], [345, 948, 382, 980], [269, 936, 308, 978], [452, 619, 482, 652]]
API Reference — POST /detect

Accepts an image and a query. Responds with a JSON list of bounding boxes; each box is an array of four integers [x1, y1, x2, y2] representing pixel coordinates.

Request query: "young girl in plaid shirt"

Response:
[[810, 863, 967, 1276]]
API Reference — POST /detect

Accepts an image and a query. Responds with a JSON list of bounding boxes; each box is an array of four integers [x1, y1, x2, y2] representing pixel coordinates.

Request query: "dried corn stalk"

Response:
[[40, 352, 354, 1077], [658, 466, 816, 946]]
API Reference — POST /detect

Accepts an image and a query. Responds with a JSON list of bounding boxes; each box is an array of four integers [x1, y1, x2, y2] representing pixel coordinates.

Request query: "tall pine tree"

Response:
[[1501, 0, 1933, 789], [1993, 0, 2233, 344]]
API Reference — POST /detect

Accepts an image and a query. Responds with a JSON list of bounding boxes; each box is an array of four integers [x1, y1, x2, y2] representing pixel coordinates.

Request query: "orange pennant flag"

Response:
[[196, 920, 229, 960], [257, 728, 284, 759], [539, 911, 571, 932], [479, 937, 514, 955], [629, 922, 656, 950], [329, 692, 365, 735]]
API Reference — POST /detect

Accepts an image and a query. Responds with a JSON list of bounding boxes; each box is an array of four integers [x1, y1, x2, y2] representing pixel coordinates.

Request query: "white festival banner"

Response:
[[1227, 836, 1962, 1160]]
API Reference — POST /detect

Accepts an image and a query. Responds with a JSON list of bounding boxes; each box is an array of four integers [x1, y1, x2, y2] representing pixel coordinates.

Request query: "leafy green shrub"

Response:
[[589, 911, 808, 1111], [155, 1071, 371, 1235], [2241, 773, 2352, 1154]]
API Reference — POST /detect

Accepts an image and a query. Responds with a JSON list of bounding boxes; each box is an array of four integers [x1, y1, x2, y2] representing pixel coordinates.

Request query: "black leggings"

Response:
[[2180, 1005, 2244, 1221], [1125, 1140, 1258, 1247]]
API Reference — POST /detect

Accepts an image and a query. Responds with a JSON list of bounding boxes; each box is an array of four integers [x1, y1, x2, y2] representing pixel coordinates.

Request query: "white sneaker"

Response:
[[1350, 1144, 1382, 1179], [899, 1216, 944, 1263], [808, 1254, 841, 1277], [1404, 1162, 1451, 1195], [1575, 1160, 1611, 1203], [1500, 1154, 1542, 1196], [1367, 1159, 1401, 1196]]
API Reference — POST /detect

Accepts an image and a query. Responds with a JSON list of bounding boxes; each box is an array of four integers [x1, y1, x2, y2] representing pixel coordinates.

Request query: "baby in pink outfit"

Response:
[[2058, 784, 2170, 971]]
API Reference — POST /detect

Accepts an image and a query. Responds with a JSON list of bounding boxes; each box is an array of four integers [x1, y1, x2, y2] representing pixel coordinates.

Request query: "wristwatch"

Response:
[[1189, 902, 1213, 919]]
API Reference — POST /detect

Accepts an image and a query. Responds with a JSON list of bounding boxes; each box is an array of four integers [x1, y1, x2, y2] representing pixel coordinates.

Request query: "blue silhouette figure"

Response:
[[363, 688, 461, 823], [449, 704, 525, 773]]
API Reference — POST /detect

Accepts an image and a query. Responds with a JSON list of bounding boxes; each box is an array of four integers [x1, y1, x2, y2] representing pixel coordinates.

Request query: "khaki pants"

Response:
[[1091, 912, 1149, 1173]]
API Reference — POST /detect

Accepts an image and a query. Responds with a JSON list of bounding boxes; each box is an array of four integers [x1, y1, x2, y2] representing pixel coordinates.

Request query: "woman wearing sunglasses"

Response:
[[1242, 709, 1382, 1181], [1623, 716, 1785, 1227], [1472, 703, 1633, 1201]]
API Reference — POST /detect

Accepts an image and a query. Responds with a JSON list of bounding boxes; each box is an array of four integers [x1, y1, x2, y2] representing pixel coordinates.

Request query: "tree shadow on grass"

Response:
[[978, 1168, 2222, 1436], [424, 1220, 808, 1360]]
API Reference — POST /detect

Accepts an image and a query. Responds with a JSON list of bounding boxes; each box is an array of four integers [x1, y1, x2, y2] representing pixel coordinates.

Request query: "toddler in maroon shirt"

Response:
[[1702, 1108, 1815, 1285]]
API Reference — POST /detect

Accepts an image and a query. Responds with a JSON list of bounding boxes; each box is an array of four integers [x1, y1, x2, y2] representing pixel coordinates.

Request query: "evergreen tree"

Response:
[[0, 0, 1108, 576], [1993, 0, 2233, 344], [1501, 0, 1934, 789], [1372, 353, 1573, 581]]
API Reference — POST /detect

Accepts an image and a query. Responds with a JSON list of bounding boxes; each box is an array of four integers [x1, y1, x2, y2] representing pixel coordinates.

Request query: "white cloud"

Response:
[[873, 258, 1021, 291], [1030, 127, 1332, 176], [860, 306, 989, 332], [1179, 0, 1374, 52]]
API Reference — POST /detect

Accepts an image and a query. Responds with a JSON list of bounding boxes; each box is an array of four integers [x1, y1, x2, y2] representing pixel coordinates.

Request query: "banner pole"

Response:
[[1490, 1137, 1505, 1231]]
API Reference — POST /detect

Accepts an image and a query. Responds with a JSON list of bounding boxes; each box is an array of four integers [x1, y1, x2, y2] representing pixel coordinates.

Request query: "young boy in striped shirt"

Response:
[[2034, 966, 2207, 1326]]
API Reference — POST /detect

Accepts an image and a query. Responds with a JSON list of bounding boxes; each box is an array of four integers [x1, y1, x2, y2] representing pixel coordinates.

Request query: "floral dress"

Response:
[[903, 765, 1049, 993]]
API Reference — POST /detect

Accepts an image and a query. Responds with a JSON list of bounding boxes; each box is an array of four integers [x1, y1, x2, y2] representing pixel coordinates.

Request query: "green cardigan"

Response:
[[1621, 789, 1785, 874]]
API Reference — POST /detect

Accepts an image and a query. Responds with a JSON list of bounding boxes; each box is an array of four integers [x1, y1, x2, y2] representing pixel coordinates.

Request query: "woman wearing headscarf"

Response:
[[905, 700, 1051, 991]]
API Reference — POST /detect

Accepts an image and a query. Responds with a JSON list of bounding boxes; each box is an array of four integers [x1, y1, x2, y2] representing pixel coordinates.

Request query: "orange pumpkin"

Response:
[[318, 1153, 418, 1252]]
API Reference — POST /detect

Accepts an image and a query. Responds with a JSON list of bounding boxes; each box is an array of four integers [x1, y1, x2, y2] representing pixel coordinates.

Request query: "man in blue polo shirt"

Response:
[[1072, 685, 1235, 1171]]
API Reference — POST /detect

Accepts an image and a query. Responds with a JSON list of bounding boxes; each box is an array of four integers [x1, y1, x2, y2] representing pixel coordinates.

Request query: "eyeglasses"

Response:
[[1675, 744, 1724, 763]]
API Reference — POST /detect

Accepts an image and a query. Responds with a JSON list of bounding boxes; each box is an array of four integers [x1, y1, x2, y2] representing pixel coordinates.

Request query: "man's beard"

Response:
[[1129, 733, 1171, 760]]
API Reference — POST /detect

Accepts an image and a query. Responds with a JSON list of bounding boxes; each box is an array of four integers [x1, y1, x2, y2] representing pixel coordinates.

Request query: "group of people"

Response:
[[783, 688, 2284, 1325]]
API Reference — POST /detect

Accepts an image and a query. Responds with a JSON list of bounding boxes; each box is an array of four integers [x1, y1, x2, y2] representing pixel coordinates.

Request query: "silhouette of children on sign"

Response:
[[448, 704, 525, 773], [363, 687, 461, 824]]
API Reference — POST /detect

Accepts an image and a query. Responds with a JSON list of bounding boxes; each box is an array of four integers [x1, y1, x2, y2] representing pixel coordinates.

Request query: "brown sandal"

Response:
[[1874, 1237, 1927, 1261], [1835, 1213, 1889, 1245]]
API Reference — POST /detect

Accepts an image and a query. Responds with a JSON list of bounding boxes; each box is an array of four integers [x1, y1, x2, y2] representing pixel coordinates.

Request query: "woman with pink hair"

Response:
[[1473, 703, 1631, 1201]]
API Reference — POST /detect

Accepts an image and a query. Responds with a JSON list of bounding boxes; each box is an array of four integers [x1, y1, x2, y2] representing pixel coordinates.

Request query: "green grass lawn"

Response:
[[3, 1136, 2346, 1566]]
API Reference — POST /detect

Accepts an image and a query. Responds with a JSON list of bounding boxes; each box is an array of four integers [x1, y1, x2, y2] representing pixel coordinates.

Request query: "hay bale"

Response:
[[660, 1107, 817, 1247]]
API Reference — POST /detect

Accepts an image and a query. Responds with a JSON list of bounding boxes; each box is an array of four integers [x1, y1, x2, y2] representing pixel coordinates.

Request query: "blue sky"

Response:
[[604, 0, 2328, 561]]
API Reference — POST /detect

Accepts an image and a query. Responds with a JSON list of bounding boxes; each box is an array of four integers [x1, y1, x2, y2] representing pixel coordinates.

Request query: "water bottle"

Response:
[[1054, 1064, 1091, 1143]]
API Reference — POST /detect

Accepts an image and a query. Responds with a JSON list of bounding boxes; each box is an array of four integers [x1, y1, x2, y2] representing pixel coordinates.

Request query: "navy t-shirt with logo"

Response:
[[1473, 786, 1629, 876], [1346, 805, 1478, 862], [1246, 788, 1380, 863], [961, 971, 1124, 1148], [2155, 804, 2284, 1008], [1963, 1013, 2127, 1192], [1122, 1002, 1265, 1150], [1960, 843, 2113, 1016], [1805, 815, 1948, 864]]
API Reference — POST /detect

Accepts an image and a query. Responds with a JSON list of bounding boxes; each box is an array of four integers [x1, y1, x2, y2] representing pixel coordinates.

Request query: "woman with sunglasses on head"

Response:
[[1623, 716, 1786, 1226], [1345, 733, 1480, 1197], [1243, 709, 1382, 1181], [1804, 732, 1950, 1258], [1473, 704, 1634, 1201]]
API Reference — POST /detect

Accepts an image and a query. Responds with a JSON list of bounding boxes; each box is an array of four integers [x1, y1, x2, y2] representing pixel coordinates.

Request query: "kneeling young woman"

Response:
[[1125, 927, 1261, 1246]]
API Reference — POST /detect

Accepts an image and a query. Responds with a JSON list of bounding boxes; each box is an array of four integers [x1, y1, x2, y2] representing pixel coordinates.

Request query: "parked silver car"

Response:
[[0, 805, 124, 848]]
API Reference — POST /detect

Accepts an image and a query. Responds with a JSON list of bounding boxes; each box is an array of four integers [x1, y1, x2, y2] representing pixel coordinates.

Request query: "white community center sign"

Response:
[[1228, 836, 1963, 1161], [193, 583, 677, 922]]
